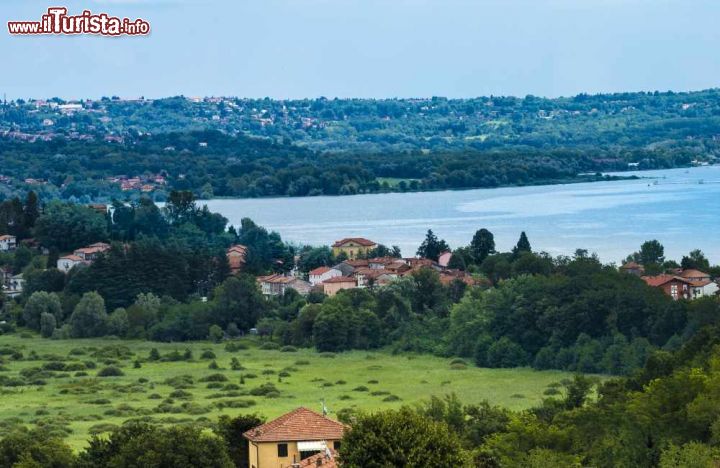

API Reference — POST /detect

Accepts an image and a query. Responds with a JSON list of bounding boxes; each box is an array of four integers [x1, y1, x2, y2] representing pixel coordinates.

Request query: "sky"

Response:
[[2, 0, 720, 100]]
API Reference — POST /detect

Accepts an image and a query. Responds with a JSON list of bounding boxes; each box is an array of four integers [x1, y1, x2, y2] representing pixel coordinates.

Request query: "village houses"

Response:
[[57, 242, 111, 273], [243, 407, 344, 468]]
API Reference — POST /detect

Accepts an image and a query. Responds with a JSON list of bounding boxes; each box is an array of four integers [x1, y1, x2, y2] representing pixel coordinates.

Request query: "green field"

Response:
[[375, 177, 421, 187], [0, 334, 579, 449]]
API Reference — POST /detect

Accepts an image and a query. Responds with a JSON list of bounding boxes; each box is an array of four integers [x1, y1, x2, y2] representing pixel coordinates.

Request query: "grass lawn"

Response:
[[0, 334, 580, 449], [375, 177, 420, 187]]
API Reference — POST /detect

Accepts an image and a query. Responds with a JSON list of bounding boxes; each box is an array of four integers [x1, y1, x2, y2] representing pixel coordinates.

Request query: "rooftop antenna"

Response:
[[321, 399, 329, 417]]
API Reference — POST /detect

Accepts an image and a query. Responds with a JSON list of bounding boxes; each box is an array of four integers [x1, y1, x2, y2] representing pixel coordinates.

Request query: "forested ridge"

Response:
[[2, 89, 719, 201]]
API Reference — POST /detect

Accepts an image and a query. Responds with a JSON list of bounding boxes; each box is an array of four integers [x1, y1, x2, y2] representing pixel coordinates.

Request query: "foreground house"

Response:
[[0, 235, 17, 252], [243, 407, 344, 468], [331, 238, 377, 260], [258, 274, 313, 297]]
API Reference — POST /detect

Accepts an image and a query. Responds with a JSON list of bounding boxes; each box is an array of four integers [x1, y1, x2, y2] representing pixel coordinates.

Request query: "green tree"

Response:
[[212, 274, 267, 331], [0, 428, 75, 468], [69, 292, 108, 338], [470, 228, 495, 264], [635, 239, 665, 266], [34, 202, 108, 251], [39, 312, 57, 338], [22, 291, 62, 331], [416, 229, 449, 261], [680, 249, 711, 271], [340, 408, 470, 467], [23, 191, 40, 229], [106, 308, 129, 337], [215, 414, 265, 468], [513, 231, 532, 254], [76, 422, 233, 468]]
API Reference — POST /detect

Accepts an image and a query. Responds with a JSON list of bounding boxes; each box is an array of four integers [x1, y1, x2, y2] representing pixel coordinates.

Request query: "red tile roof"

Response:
[[679, 269, 711, 279], [332, 238, 377, 248], [60, 255, 84, 262], [323, 276, 356, 284], [243, 407, 345, 442], [309, 266, 332, 276], [642, 274, 692, 287]]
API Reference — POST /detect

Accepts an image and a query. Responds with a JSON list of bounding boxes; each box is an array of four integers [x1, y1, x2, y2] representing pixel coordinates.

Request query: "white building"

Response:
[[57, 255, 85, 273], [0, 235, 17, 252], [308, 266, 342, 286]]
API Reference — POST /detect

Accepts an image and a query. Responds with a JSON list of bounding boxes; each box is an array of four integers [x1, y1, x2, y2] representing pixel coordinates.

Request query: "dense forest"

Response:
[[0, 129, 694, 202]]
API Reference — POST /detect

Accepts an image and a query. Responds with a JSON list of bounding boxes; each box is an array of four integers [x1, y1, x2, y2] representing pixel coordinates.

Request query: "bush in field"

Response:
[[486, 337, 529, 368], [201, 350, 216, 359], [23, 291, 62, 332], [97, 366, 124, 377], [148, 348, 161, 361], [40, 312, 57, 338], [70, 292, 108, 338], [106, 308, 130, 337], [208, 325, 224, 343]]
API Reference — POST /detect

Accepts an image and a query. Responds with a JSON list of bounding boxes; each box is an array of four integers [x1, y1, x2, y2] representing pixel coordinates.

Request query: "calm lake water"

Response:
[[203, 166, 720, 264]]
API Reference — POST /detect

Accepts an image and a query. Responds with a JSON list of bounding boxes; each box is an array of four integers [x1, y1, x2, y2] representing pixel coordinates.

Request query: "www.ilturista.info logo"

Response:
[[8, 7, 150, 36]]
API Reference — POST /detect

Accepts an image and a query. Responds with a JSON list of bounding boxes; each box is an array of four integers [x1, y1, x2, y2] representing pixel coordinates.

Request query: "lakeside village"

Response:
[[2, 230, 718, 303]]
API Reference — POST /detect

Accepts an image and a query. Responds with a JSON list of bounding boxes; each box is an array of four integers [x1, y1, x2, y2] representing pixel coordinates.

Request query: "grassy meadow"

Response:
[[0, 334, 580, 449]]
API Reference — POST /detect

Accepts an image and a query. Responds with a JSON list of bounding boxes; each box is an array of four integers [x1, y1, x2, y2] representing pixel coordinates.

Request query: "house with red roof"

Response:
[[620, 262, 645, 276], [243, 407, 345, 468], [331, 238, 377, 260], [73, 242, 111, 262], [322, 276, 357, 296], [227, 244, 248, 274], [258, 274, 313, 297], [309, 266, 342, 286], [642, 274, 693, 300]]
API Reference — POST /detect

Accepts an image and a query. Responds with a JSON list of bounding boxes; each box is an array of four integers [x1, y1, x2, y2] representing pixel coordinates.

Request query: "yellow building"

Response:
[[331, 238, 377, 260], [243, 407, 345, 468]]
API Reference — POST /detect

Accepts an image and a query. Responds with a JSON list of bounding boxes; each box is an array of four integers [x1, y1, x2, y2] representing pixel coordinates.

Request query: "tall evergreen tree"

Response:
[[23, 191, 40, 230], [416, 229, 450, 261], [470, 228, 496, 264], [513, 231, 531, 254]]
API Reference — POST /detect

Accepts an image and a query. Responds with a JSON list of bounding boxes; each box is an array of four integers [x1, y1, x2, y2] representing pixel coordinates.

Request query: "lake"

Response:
[[203, 166, 720, 264]]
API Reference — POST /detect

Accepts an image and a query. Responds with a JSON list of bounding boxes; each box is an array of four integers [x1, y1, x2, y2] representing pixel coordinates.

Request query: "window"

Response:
[[670, 284, 678, 299], [277, 443, 288, 458], [333, 441, 342, 451]]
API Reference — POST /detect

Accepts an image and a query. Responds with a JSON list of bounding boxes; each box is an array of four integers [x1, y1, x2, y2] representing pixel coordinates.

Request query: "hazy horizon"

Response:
[[3, 0, 720, 100]]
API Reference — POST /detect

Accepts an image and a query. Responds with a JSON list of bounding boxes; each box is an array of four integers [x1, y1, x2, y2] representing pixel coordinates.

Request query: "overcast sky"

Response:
[[2, 0, 720, 100]]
